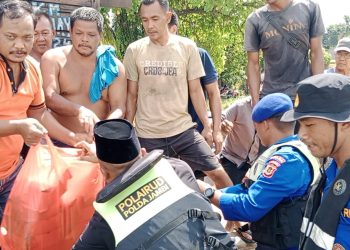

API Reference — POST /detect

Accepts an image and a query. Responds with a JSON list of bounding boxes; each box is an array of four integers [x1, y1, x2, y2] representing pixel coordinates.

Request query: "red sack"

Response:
[[0, 137, 104, 250]]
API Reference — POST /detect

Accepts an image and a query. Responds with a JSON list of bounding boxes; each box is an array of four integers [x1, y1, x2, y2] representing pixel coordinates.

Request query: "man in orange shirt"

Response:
[[0, 0, 84, 222]]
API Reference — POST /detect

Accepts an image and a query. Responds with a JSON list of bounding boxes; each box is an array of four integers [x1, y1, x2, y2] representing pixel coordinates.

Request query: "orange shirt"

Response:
[[0, 58, 45, 179]]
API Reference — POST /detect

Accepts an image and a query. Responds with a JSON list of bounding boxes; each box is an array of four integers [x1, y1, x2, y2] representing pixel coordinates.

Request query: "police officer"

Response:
[[73, 119, 234, 250], [281, 73, 350, 250], [199, 93, 319, 250]]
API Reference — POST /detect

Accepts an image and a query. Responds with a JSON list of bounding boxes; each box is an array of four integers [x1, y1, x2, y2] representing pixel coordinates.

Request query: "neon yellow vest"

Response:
[[93, 158, 194, 248]]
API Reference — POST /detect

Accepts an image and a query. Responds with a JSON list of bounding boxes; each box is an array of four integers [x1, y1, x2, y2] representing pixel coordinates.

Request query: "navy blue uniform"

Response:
[[324, 160, 350, 249], [188, 48, 218, 132], [219, 135, 311, 223]]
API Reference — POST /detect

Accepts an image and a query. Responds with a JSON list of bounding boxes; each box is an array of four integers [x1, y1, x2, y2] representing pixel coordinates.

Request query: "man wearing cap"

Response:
[[325, 37, 350, 76], [73, 119, 234, 249], [281, 73, 350, 250], [199, 93, 319, 250]]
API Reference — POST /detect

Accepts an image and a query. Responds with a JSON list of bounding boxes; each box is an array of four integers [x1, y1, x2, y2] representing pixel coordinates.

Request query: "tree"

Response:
[[323, 15, 350, 51], [102, 0, 264, 90]]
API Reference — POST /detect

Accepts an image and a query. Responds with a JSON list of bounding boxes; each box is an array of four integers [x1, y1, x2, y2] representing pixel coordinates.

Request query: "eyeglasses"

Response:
[[335, 52, 350, 60], [34, 31, 51, 38]]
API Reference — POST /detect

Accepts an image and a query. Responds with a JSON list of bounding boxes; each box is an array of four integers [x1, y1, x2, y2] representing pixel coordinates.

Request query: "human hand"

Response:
[[78, 106, 100, 137], [201, 126, 213, 148], [75, 141, 98, 163], [221, 119, 234, 135], [197, 179, 212, 193], [212, 130, 223, 154], [74, 132, 94, 144], [16, 118, 47, 146]]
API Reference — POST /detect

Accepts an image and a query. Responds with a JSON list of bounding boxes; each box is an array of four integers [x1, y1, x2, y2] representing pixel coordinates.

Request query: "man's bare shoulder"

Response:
[[41, 45, 72, 62]]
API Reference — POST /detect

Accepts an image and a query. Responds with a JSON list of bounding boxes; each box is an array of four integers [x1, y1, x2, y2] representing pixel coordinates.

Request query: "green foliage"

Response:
[[323, 15, 350, 51], [102, 0, 264, 89]]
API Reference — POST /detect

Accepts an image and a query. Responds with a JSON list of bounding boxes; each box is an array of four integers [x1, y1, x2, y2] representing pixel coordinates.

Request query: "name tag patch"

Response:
[[116, 177, 171, 219]]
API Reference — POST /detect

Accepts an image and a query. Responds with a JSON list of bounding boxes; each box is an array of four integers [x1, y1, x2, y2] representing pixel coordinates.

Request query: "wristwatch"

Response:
[[204, 187, 216, 199]]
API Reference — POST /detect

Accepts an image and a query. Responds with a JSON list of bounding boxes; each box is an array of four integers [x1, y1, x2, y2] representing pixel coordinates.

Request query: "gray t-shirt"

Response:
[[244, 0, 325, 99]]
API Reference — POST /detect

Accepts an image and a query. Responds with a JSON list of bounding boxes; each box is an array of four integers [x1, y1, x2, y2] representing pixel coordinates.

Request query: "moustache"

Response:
[[10, 50, 27, 54], [78, 44, 92, 49]]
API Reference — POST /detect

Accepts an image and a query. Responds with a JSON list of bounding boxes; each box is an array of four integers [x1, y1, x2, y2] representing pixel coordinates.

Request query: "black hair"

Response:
[[138, 0, 169, 14], [70, 7, 103, 33], [33, 10, 54, 30], [0, 0, 35, 28], [168, 9, 179, 28]]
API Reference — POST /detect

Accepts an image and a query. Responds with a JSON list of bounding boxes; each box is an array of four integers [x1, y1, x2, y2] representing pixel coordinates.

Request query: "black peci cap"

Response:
[[281, 73, 350, 122], [94, 119, 141, 164]]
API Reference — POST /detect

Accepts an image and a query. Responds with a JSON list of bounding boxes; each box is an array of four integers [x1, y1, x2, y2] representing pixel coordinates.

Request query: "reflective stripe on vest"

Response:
[[246, 140, 320, 184], [300, 217, 335, 250], [93, 158, 194, 247]]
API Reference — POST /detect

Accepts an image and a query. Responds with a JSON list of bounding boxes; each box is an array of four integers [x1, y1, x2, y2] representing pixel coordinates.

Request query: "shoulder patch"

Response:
[[270, 155, 286, 165], [262, 163, 278, 178]]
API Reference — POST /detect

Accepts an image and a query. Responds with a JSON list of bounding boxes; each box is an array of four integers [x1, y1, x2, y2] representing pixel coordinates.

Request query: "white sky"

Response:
[[313, 0, 350, 28]]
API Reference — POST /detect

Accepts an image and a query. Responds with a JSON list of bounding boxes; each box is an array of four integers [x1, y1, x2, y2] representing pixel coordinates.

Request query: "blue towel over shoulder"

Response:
[[89, 45, 119, 103]]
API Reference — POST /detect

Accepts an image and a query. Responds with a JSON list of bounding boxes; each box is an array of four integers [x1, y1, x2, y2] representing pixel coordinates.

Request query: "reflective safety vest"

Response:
[[94, 150, 235, 250], [245, 140, 320, 249], [245, 140, 320, 185]]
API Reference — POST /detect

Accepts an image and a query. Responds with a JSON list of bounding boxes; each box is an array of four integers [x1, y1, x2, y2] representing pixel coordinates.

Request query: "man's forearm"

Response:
[[311, 49, 324, 75], [207, 85, 222, 132], [190, 86, 210, 128], [247, 64, 261, 106], [38, 110, 76, 146], [125, 96, 137, 123], [46, 92, 81, 117]]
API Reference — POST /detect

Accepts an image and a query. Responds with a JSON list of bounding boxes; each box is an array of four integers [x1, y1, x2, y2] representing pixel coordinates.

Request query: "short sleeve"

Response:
[[198, 48, 218, 85], [187, 44, 205, 81], [244, 13, 260, 52], [309, 1, 325, 38], [123, 46, 139, 82]]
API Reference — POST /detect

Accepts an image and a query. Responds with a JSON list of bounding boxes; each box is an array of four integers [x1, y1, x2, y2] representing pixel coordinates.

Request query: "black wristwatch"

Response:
[[204, 187, 216, 199]]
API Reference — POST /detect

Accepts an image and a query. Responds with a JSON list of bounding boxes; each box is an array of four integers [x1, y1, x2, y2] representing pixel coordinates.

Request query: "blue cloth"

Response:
[[89, 45, 119, 103], [252, 93, 293, 122], [323, 160, 350, 249], [219, 135, 311, 223], [188, 48, 218, 132]]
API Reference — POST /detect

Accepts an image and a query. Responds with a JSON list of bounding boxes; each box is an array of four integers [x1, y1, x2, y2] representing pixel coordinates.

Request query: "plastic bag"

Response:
[[0, 136, 104, 250]]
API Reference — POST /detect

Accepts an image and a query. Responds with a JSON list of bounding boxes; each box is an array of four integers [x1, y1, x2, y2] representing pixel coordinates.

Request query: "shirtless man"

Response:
[[41, 7, 127, 142]]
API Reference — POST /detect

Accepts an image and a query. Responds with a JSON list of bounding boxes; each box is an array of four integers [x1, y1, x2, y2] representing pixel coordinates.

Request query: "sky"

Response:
[[313, 0, 350, 28]]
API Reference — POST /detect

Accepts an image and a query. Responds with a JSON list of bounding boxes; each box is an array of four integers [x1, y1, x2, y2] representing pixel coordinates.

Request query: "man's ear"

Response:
[[165, 10, 172, 24]]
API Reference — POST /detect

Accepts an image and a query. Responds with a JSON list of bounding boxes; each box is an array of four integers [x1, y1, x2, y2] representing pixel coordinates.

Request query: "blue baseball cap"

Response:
[[252, 93, 293, 123]]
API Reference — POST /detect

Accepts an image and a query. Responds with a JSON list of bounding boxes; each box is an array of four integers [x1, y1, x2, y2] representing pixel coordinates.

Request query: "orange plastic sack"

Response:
[[0, 137, 104, 250]]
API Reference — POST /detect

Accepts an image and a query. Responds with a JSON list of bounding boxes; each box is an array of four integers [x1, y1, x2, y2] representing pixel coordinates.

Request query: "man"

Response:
[[168, 10, 223, 154], [281, 73, 350, 250], [245, 0, 325, 106], [325, 37, 350, 76], [30, 11, 55, 63], [73, 119, 234, 249], [220, 96, 259, 185], [124, 0, 232, 188], [199, 93, 320, 249], [0, 0, 84, 222], [41, 7, 127, 143]]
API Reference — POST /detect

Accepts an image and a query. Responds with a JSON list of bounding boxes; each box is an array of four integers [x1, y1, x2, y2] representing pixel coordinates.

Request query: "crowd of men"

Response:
[[0, 0, 349, 249]]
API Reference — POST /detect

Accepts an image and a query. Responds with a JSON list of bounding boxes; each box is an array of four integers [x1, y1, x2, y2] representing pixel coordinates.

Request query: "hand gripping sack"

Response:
[[0, 137, 104, 250]]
